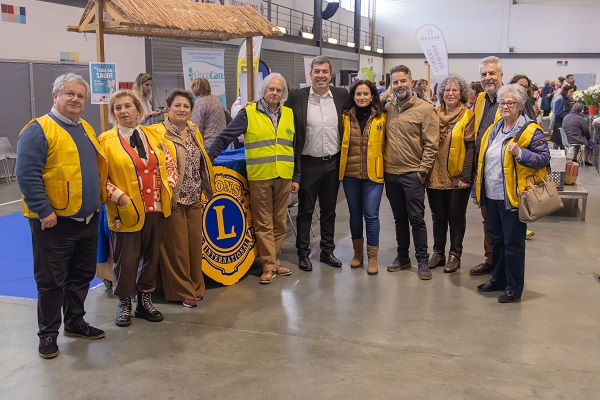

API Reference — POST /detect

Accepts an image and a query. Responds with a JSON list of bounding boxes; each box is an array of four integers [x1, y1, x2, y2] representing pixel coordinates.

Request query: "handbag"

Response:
[[518, 173, 564, 222]]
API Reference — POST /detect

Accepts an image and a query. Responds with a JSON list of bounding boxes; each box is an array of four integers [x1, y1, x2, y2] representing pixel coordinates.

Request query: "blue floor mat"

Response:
[[0, 213, 101, 300]]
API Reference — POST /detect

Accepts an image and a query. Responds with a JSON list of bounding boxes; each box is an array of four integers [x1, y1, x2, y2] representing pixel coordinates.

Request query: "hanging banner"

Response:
[[89, 62, 117, 104], [182, 48, 226, 107], [415, 24, 448, 81], [303, 56, 313, 86], [236, 36, 263, 98]]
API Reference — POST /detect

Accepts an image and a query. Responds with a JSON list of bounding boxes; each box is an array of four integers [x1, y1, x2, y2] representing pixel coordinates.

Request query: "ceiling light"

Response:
[[376, 48, 383, 54], [327, 37, 338, 44], [346, 42, 355, 48], [302, 32, 314, 40], [276, 26, 287, 34], [363, 45, 371, 51]]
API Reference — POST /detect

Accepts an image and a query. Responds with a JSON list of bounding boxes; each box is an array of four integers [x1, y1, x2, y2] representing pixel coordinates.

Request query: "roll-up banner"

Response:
[[182, 48, 226, 107], [415, 24, 448, 82]]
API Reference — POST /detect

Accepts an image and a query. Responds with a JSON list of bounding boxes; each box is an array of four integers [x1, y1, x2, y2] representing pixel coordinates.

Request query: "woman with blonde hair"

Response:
[[189, 77, 227, 147], [132, 73, 162, 125], [100, 89, 178, 326]]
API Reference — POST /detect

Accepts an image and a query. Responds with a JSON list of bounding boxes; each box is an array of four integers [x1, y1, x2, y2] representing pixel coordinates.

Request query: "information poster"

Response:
[[182, 48, 226, 107], [89, 62, 117, 104]]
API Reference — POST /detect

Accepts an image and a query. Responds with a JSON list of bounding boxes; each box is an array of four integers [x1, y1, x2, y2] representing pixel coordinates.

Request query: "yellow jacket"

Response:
[[475, 122, 547, 208], [152, 122, 215, 203], [339, 111, 386, 183], [21, 115, 107, 218], [474, 91, 501, 135], [100, 125, 174, 232], [245, 103, 295, 181], [447, 108, 475, 177]]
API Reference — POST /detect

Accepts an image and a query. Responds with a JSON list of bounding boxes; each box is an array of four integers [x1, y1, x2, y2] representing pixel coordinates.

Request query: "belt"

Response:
[[303, 153, 339, 161]]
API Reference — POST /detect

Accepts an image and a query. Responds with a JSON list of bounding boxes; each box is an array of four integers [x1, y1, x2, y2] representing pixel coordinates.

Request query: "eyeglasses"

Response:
[[498, 101, 517, 108]]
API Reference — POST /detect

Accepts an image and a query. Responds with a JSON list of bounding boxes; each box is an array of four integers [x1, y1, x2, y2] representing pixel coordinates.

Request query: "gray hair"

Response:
[[52, 73, 90, 101], [479, 56, 503, 73], [389, 64, 412, 80], [497, 83, 528, 107], [572, 102, 585, 113], [436, 75, 470, 106], [259, 73, 288, 103], [310, 55, 332, 74]]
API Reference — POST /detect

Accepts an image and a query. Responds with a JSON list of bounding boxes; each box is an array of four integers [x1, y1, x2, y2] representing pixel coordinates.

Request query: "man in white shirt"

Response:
[[284, 56, 348, 271]]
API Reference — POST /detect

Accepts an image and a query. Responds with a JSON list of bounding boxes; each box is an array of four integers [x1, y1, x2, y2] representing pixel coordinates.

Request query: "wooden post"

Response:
[[246, 36, 254, 102], [95, 0, 109, 133], [425, 60, 431, 100]]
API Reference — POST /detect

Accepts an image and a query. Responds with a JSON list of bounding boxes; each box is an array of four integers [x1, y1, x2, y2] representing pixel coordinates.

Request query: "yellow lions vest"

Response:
[[475, 122, 547, 208], [100, 125, 173, 232], [21, 115, 107, 218], [474, 91, 501, 135], [447, 109, 475, 177], [339, 112, 386, 183], [244, 103, 295, 181]]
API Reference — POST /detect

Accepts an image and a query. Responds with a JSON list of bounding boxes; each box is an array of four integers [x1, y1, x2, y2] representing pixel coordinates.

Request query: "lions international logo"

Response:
[[202, 166, 256, 285]]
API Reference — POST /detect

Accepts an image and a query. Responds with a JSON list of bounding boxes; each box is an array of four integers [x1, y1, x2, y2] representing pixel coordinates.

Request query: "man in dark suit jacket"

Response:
[[284, 55, 348, 272]]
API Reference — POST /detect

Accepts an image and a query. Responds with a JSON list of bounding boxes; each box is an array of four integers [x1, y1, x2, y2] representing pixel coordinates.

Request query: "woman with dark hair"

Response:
[[551, 83, 575, 149], [509, 74, 540, 120], [468, 81, 483, 109], [427, 75, 475, 274], [189, 77, 227, 147], [339, 80, 386, 275], [100, 89, 178, 326], [153, 89, 214, 308], [132, 73, 162, 125]]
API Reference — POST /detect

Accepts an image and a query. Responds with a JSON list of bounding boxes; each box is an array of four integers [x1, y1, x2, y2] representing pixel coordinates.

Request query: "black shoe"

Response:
[[585, 161, 593, 167], [298, 256, 313, 271], [38, 336, 59, 359], [387, 256, 411, 272], [116, 297, 132, 327], [498, 291, 522, 303], [319, 252, 342, 268], [64, 321, 105, 339], [470, 261, 493, 276], [477, 281, 503, 292], [135, 292, 164, 322]]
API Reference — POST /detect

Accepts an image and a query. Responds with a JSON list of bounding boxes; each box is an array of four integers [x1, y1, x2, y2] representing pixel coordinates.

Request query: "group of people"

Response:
[[17, 54, 553, 360]]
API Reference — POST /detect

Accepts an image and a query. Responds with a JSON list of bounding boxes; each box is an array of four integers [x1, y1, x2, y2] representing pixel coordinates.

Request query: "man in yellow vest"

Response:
[[208, 73, 296, 284], [16, 73, 108, 359], [470, 56, 503, 276]]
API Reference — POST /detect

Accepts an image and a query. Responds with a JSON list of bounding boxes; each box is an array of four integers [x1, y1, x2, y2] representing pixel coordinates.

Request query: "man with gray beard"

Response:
[[383, 65, 440, 280]]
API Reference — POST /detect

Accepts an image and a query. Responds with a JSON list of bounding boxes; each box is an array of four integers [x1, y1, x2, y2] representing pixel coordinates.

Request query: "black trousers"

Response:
[[384, 172, 428, 263], [30, 214, 98, 338], [426, 187, 471, 258], [296, 154, 340, 257]]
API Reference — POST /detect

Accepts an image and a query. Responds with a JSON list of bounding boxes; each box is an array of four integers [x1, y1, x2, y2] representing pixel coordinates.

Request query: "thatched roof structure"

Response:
[[67, 0, 283, 41]]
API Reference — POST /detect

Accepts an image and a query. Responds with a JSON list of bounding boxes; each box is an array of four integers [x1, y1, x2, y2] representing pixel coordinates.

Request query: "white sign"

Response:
[[415, 24, 449, 80], [304, 56, 313, 86], [182, 48, 226, 107]]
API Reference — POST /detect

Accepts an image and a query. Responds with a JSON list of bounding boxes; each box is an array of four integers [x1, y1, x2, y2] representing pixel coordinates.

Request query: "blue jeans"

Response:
[[342, 177, 384, 246], [484, 198, 526, 294]]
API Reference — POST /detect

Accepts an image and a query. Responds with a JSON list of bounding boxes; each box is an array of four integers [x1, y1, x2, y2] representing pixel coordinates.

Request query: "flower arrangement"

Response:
[[573, 90, 585, 104], [582, 84, 600, 106]]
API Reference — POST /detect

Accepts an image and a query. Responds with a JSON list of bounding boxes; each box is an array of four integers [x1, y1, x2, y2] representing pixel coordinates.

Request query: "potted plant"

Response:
[[583, 84, 600, 115]]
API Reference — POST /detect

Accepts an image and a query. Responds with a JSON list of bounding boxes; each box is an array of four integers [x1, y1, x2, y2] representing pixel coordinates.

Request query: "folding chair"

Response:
[[0, 137, 17, 183], [559, 127, 586, 167], [287, 193, 315, 238]]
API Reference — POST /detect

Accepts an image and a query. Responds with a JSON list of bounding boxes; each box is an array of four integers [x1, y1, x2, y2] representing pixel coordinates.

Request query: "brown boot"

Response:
[[367, 246, 379, 275], [350, 238, 364, 268]]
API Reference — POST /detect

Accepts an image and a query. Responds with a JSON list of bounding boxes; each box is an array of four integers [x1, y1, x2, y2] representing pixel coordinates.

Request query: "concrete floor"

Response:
[[1, 168, 599, 400]]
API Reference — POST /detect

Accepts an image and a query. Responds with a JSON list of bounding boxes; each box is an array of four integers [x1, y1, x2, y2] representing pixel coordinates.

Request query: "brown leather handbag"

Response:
[[518, 174, 564, 222]]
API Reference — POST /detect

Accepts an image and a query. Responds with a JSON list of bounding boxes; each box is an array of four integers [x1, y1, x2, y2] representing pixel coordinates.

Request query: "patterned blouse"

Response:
[[169, 121, 203, 205]]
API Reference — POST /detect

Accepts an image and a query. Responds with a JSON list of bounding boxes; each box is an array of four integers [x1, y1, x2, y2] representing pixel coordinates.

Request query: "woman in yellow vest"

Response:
[[339, 80, 386, 275], [427, 76, 475, 274], [153, 89, 215, 308], [473, 84, 550, 303], [100, 89, 178, 326], [207, 73, 295, 285]]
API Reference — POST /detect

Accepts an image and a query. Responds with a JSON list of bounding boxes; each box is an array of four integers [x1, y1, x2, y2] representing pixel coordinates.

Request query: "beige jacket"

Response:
[[384, 93, 440, 175]]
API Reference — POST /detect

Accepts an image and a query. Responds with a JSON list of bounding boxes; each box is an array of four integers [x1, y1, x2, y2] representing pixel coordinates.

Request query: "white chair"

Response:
[[0, 137, 17, 183], [559, 127, 586, 167], [0, 156, 9, 184]]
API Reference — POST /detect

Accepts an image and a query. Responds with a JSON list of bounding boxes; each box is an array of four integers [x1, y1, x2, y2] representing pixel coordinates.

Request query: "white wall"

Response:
[[0, 0, 145, 82], [375, 0, 600, 54], [284, 0, 370, 35]]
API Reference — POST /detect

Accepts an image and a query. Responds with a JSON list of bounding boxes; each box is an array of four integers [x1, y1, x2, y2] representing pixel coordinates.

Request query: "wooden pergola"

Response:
[[68, 0, 283, 131]]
